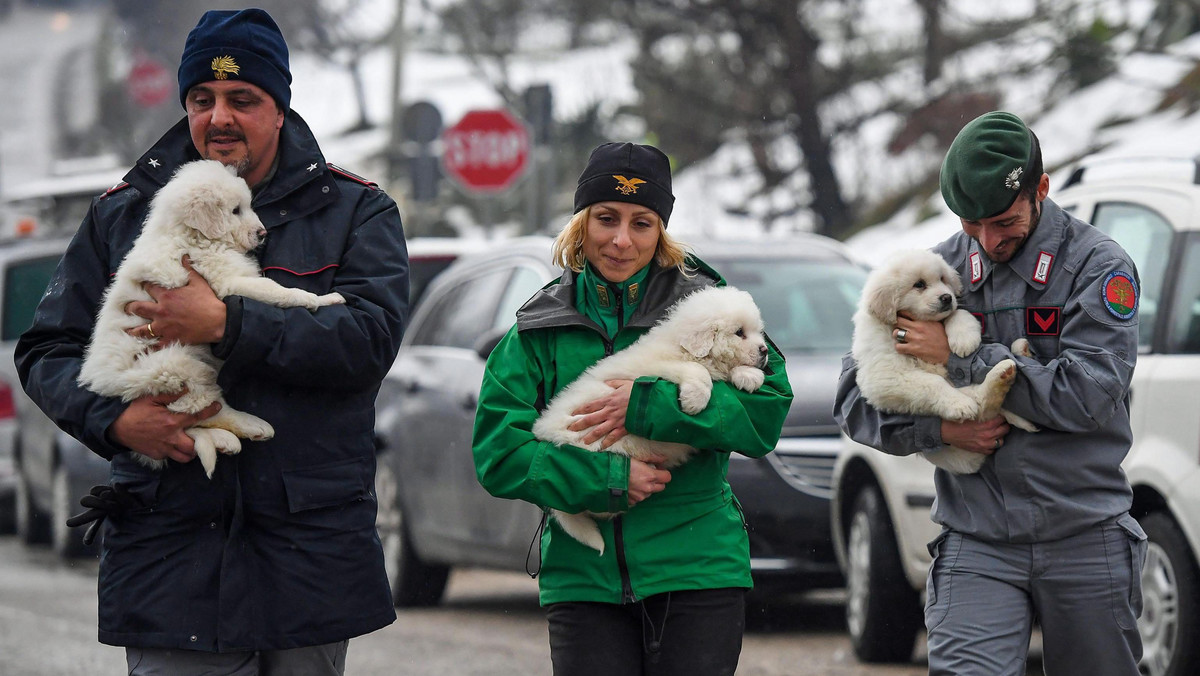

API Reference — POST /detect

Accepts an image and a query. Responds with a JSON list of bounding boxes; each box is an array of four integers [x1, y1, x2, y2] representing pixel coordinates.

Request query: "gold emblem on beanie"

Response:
[[1004, 167, 1023, 190], [211, 55, 240, 80], [613, 175, 645, 195]]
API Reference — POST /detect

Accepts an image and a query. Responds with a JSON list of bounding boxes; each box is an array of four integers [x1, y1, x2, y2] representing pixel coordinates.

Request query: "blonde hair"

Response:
[[551, 205, 690, 274]]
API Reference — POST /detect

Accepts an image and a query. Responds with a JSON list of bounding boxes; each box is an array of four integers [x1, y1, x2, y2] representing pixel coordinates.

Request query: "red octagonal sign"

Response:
[[441, 109, 531, 194]]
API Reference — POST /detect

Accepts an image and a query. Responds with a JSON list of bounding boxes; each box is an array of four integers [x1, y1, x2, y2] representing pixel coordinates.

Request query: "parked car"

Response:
[[373, 234, 868, 606], [404, 237, 490, 311], [1, 169, 126, 555], [831, 155, 1200, 676], [0, 236, 110, 552]]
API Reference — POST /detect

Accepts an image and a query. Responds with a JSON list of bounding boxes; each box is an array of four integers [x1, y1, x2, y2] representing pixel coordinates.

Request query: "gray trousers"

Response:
[[925, 513, 1146, 676], [126, 640, 348, 676]]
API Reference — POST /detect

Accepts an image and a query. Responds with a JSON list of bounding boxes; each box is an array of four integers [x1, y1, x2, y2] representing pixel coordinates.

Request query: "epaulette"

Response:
[[99, 182, 131, 200], [327, 163, 379, 190]]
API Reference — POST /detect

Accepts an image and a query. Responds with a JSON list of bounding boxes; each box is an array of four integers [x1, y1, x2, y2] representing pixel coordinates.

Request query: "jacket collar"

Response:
[[516, 255, 721, 333], [122, 111, 333, 228], [967, 198, 1066, 291]]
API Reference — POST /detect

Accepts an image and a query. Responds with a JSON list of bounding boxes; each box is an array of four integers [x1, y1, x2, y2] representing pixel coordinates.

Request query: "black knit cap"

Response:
[[178, 8, 292, 111], [573, 142, 675, 226], [940, 111, 1037, 220]]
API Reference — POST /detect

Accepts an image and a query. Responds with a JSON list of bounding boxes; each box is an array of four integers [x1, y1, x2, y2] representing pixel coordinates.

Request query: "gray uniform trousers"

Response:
[[925, 513, 1146, 676]]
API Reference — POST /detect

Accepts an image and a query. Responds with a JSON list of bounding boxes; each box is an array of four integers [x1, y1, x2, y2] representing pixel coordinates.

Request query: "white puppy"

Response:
[[533, 285, 769, 553], [852, 249, 1036, 474], [79, 159, 345, 477]]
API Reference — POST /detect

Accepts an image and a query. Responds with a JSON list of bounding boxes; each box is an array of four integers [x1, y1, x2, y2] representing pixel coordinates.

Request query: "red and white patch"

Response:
[[969, 252, 983, 284], [1033, 251, 1054, 285]]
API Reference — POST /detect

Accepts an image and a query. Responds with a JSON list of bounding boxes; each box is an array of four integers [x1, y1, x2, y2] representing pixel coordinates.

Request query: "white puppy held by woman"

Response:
[[79, 159, 345, 477], [851, 249, 1037, 474], [533, 285, 769, 553]]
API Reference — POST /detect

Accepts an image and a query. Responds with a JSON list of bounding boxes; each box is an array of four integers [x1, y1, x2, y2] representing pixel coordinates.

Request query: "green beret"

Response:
[[940, 111, 1035, 220]]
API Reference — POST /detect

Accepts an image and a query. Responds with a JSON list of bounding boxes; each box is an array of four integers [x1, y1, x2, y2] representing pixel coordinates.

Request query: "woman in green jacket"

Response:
[[472, 142, 793, 676]]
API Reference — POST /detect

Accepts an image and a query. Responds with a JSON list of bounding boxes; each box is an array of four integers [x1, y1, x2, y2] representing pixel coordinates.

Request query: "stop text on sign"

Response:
[[441, 109, 531, 193]]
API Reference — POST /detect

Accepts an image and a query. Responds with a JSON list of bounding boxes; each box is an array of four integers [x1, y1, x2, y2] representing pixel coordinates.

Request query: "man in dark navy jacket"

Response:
[[16, 9, 408, 675]]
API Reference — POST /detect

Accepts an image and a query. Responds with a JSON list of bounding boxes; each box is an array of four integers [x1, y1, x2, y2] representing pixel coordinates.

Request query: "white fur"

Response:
[[851, 249, 1037, 474], [78, 159, 345, 477], [533, 286, 769, 553]]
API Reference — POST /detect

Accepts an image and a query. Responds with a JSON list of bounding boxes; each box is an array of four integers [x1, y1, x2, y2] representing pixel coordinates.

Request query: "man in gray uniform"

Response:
[[835, 111, 1146, 675]]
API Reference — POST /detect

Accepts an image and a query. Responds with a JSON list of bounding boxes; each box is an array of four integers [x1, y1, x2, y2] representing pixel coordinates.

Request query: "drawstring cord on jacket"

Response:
[[641, 591, 672, 662], [525, 511, 547, 578]]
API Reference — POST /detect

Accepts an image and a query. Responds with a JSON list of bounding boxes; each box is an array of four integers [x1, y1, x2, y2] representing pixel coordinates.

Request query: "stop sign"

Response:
[[441, 109, 531, 193], [126, 53, 173, 109]]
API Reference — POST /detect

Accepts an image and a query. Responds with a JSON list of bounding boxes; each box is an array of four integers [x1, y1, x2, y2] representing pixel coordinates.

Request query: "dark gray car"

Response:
[[373, 235, 866, 606]]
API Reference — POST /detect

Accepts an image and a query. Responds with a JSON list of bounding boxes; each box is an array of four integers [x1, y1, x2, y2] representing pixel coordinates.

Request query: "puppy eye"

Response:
[[232, 206, 241, 215], [913, 280, 927, 290], [736, 328, 745, 338]]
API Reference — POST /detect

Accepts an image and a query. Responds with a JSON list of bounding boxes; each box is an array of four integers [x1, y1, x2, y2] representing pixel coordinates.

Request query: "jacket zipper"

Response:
[[613, 515, 635, 603], [610, 283, 635, 603]]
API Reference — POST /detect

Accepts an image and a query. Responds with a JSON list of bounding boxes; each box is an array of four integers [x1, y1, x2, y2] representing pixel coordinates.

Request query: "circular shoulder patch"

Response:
[[1102, 271, 1138, 320]]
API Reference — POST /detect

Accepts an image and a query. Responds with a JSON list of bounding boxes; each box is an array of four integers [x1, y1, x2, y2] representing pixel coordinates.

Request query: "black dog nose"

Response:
[[938, 293, 953, 309]]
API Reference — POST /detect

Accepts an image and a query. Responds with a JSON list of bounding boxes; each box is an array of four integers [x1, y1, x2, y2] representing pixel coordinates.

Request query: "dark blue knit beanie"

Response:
[[178, 8, 292, 111]]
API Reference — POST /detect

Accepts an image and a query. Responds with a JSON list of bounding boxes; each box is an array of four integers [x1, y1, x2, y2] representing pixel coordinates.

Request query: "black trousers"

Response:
[[546, 588, 746, 676]]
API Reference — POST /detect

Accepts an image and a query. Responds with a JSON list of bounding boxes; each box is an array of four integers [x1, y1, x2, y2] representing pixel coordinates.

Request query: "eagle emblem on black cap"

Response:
[[613, 175, 645, 195], [211, 55, 240, 80]]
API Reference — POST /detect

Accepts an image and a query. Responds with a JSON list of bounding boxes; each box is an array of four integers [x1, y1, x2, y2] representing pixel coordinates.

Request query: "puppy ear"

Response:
[[681, 324, 717, 358], [181, 188, 230, 241], [865, 276, 900, 323]]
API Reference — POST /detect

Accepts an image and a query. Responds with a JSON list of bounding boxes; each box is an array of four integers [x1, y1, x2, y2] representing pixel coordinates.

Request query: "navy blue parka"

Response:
[[15, 111, 407, 651]]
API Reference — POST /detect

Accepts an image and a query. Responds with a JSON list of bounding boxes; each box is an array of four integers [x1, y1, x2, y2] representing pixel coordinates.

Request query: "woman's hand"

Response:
[[568, 379, 634, 448], [627, 455, 672, 506]]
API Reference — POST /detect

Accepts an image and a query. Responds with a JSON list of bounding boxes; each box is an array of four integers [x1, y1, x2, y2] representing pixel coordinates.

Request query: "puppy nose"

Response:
[[939, 293, 953, 307], [257, 228, 267, 239], [758, 344, 768, 355]]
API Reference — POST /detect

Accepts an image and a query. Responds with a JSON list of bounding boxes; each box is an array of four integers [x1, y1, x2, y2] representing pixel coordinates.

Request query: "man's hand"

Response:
[[125, 256, 226, 344], [108, 390, 221, 464], [627, 456, 672, 506], [568, 379, 634, 449], [941, 415, 1010, 455], [894, 314, 952, 366]]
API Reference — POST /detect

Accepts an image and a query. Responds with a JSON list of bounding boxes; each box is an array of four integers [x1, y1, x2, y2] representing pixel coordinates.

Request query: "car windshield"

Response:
[[707, 256, 866, 354]]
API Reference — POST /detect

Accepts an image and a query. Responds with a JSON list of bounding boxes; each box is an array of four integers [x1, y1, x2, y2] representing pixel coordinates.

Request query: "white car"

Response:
[[831, 156, 1200, 676]]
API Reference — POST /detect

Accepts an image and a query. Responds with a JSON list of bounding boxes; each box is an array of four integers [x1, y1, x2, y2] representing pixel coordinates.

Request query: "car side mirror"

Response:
[[473, 328, 508, 360]]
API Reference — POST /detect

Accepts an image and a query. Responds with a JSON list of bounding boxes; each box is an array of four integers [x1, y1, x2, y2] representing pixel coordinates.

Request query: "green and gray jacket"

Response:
[[472, 255, 793, 606]]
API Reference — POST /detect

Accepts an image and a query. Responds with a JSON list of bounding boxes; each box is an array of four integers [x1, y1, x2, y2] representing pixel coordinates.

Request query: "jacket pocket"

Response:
[[924, 529, 957, 630], [282, 457, 371, 513]]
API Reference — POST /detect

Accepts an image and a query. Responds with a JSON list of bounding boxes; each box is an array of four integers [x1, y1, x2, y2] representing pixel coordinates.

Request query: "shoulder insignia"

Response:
[[969, 251, 983, 284], [1032, 251, 1054, 285], [327, 163, 379, 189], [99, 182, 131, 199], [1102, 271, 1138, 320]]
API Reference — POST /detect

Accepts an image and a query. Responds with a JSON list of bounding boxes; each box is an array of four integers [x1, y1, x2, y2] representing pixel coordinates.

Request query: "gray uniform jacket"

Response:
[[835, 198, 1138, 543]]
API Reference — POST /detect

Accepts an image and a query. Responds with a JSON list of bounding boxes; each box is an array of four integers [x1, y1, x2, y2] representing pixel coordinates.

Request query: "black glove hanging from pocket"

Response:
[[65, 484, 142, 546]]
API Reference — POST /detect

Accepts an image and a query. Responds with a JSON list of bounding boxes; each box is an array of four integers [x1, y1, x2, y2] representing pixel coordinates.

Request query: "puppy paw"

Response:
[[940, 397, 980, 422], [1011, 338, 1034, 358], [945, 310, 982, 357], [730, 366, 765, 392], [222, 411, 275, 441], [1002, 409, 1039, 433], [987, 359, 1018, 385], [678, 382, 712, 415], [316, 292, 345, 307]]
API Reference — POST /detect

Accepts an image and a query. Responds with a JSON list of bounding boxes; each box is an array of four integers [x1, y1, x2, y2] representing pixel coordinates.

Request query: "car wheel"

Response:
[[844, 486, 923, 663], [375, 460, 449, 607], [51, 463, 96, 558], [1137, 512, 1199, 676], [14, 471, 49, 544]]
